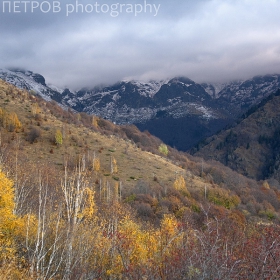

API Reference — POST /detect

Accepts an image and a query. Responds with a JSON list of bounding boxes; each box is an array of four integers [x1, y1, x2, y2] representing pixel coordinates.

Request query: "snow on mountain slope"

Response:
[[216, 74, 280, 115], [123, 80, 169, 97], [0, 68, 60, 101], [2, 68, 279, 121], [1, 67, 280, 150], [201, 81, 240, 99], [47, 83, 65, 94], [67, 77, 222, 125]]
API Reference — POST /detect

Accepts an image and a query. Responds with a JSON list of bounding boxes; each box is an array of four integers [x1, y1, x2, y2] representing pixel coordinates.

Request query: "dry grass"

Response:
[[0, 79, 209, 193]]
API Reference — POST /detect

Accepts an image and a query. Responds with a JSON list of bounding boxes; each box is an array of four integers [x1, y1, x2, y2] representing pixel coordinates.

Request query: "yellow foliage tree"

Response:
[[158, 144, 169, 156], [92, 116, 98, 128], [9, 112, 22, 132], [112, 216, 157, 276], [262, 181, 270, 190], [207, 187, 241, 209], [155, 214, 184, 278], [0, 108, 5, 128], [113, 182, 119, 201], [160, 214, 182, 244], [111, 156, 118, 174], [93, 157, 100, 172], [0, 170, 24, 263], [55, 129, 63, 146], [80, 187, 96, 223], [0, 108, 21, 132], [173, 175, 190, 197], [31, 103, 40, 117]]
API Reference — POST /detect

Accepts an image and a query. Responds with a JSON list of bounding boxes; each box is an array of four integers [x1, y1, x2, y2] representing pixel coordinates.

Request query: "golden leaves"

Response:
[[0, 108, 22, 132], [173, 175, 191, 197], [93, 157, 100, 172], [55, 129, 63, 145], [0, 171, 26, 263]]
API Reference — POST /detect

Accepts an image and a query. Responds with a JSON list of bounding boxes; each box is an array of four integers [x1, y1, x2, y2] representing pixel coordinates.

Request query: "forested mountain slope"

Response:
[[194, 90, 280, 182]]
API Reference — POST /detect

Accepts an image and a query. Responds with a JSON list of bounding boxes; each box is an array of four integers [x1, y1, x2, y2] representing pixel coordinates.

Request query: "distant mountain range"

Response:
[[1, 68, 280, 151]]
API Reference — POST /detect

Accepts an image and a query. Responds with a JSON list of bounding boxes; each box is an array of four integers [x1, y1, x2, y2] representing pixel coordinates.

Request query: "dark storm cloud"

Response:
[[1, 0, 280, 89]]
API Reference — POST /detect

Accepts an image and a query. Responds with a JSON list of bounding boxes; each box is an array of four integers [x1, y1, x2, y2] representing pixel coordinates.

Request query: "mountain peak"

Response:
[[168, 76, 195, 85], [0, 68, 63, 102]]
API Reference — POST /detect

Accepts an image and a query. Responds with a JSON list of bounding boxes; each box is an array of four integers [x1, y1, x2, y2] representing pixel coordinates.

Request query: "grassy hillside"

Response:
[[1, 78, 280, 219], [1, 79, 280, 279]]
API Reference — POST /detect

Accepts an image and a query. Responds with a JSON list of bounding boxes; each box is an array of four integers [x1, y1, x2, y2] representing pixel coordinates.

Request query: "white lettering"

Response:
[[94, 2, 100, 13], [21, 1, 30, 13], [75, 0, 83, 13], [134, 4, 143, 16], [126, 4, 133, 14], [40, 1, 51, 13], [110, 3, 119, 17], [66, 3, 74, 16], [13, 1, 21, 13], [100, 4, 109, 13], [144, 1, 152, 13], [53, 1, 61, 13], [119, 3, 125, 13], [3, 1, 11, 13], [85, 4, 93, 13], [153, 4, 161, 17], [31, 1, 39, 13], [1, 1, 161, 17]]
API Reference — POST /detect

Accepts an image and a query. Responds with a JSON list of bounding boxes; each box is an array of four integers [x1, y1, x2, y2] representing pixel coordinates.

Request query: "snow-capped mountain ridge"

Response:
[[66, 76, 220, 124], [1, 68, 280, 150], [121, 79, 169, 97], [216, 74, 280, 115], [0, 68, 61, 102]]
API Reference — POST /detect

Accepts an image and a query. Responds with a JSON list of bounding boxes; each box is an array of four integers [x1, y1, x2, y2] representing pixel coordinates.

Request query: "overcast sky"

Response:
[[1, 0, 280, 89]]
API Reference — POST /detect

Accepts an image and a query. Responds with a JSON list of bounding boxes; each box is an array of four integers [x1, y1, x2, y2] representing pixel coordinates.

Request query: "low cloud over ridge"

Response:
[[1, 0, 280, 89]]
